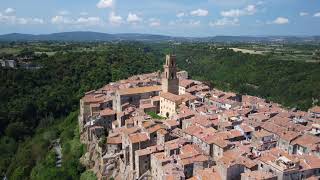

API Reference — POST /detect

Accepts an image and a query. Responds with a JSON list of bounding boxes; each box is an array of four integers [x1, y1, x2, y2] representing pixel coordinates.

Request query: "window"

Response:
[[269, 169, 273, 173]]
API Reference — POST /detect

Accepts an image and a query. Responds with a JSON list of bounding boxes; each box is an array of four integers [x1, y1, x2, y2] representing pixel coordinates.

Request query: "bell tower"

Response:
[[162, 54, 179, 95]]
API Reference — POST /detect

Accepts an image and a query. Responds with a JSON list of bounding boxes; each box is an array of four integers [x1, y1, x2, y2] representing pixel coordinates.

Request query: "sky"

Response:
[[0, 0, 319, 36]]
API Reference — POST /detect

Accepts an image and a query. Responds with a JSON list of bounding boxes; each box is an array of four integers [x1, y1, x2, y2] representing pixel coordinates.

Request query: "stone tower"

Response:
[[162, 54, 179, 95]]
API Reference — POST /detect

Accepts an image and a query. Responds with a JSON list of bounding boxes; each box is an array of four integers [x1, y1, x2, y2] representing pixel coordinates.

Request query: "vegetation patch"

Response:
[[146, 111, 166, 120]]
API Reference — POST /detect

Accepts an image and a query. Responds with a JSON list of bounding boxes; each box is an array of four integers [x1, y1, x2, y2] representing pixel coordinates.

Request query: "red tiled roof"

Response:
[[118, 85, 161, 95], [100, 108, 116, 117], [291, 134, 320, 149], [129, 132, 149, 143], [107, 136, 122, 144], [309, 106, 320, 113], [160, 92, 183, 102]]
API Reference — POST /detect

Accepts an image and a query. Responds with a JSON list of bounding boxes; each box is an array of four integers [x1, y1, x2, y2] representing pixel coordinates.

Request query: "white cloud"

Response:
[[149, 18, 160, 27], [209, 18, 239, 27], [188, 20, 200, 26], [109, 12, 122, 25], [51, 15, 101, 26], [97, 0, 113, 8], [80, 12, 89, 16], [256, 1, 264, 5], [51, 16, 71, 24], [245, 5, 256, 15], [126, 13, 142, 24], [76, 17, 101, 26], [314, 12, 320, 17], [169, 19, 201, 27], [176, 12, 185, 18], [5, 8, 15, 14], [0, 13, 44, 25], [221, 4, 256, 17], [190, 9, 209, 17], [0, 14, 15, 24], [271, 17, 289, 24], [31, 18, 45, 24], [58, 10, 70, 15], [299, 12, 309, 16]]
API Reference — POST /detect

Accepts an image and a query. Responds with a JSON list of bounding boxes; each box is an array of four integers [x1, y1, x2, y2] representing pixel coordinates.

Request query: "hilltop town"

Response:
[[78, 54, 320, 180]]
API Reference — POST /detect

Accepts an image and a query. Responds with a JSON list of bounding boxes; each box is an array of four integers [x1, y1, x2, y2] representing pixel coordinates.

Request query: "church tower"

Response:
[[162, 54, 179, 95]]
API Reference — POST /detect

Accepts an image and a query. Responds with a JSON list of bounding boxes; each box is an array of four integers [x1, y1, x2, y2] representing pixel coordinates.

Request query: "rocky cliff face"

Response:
[[80, 134, 121, 179]]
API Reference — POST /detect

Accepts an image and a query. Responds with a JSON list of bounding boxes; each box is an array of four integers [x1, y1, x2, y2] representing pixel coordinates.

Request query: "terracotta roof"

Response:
[[193, 117, 213, 127], [82, 93, 105, 103], [118, 85, 161, 95], [176, 110, 196, 120], [239, 124, 254, 133], [100, 108, 116, 117], [142, 121, 155, 128], [291, 134, 320, 149], [135, 145, 164, 156], [157, 129, 168, 135], [279, 131, 300, 142], [90, 103, 100, 108], [228, 129, 243, 138], [165, 138, 188, 150], [252, 129, 273, 138], [153, 152, 171, 163], [146, 124, 165, 134], [241, 171, 276, 180], [192, 167, 222, 180], [180, 144, 202, 158], [128, 132, 149, 143], [120, 126, 140, 135], [187, 84, 209, 93], [269, 116, 292, 127], [184, 126, 203, 136], [140, 103, 155, 109], [181, 154, 209, 165], [257, 148, 294, 164], [179, 79, 195, 88], [151, 95, 160, 101], [164, 119, 179, 127], [160, 92, 183, 102], [211, 139, 231, 148], [218, 150, 256, 168], [299, 155, 320, 170], [107, 136, 122, 144], [309, 106, 320, 113], [261, 122, 286, 136], [181, 93, 197, 102]]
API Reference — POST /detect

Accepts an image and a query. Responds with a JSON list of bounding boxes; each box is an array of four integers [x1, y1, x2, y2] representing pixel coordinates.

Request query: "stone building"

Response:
[[162, 54, 179, 95], [241, 171, 277, 180], [160, 92, 183, 118], [112, 86, 161, 112]]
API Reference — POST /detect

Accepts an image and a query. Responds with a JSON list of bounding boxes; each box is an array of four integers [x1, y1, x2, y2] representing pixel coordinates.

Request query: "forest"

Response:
[[0, 42, 319, 179]]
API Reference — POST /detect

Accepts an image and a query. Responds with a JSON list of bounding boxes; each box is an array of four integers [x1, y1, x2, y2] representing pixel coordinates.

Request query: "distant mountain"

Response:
[[0, 32, 177, 42], [0, 31, 319, 43]]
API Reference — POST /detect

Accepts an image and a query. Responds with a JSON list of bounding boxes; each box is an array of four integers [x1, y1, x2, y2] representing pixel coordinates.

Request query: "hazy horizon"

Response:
[[1, 31, 320, 38], [0, 0, 320, 36]]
